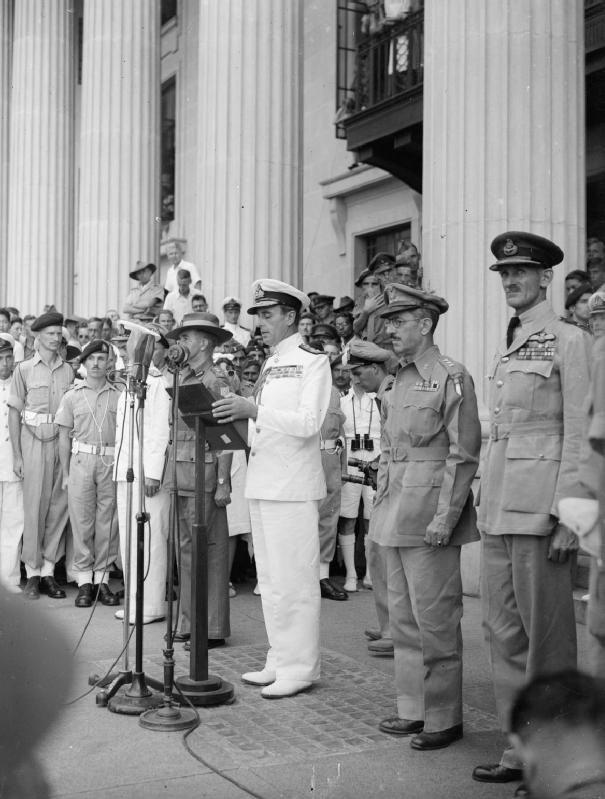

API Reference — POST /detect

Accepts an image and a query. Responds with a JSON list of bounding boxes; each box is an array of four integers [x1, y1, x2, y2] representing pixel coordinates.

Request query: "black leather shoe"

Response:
[[410, 723, 463, 750], [514, 784, 529, 797], [75, 583, 94, 608], [24, 576, 40, 600], [97, 583, 120, 606], [40, 576, 66, 599], [173, 631, 190, 642], [379, 717, 424, 736], [183, 638, 226, 652], [320, 578, 348, 601], [472, 764, 524, 783]]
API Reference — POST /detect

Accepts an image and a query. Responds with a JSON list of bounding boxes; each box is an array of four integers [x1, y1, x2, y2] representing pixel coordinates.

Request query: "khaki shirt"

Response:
[[122, 282, 164, 320], [55, 381, 121, 446], [7, 352, 73, 417], [478, 300, 591, 536], [371, 345, 481, 547]]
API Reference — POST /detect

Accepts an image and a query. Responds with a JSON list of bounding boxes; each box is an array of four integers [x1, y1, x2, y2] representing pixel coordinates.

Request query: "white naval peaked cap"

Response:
[[247, 279, 310, 315], [222, 296, 242, 309]]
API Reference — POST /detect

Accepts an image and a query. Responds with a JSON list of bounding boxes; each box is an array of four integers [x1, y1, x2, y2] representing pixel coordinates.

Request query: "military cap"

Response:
[[354, 268, 379, 288], [367, 252, 395, 273], [65, 343, 82, 361], [588, 291, 605, 315], [31, 311, 64, 331], [373, 260, 395, 278], [0, 333, 15, 352], [64, 314, 87, 326], [490, 231, 564, 271], [379, 283, 449, 317], [299, 310, 316, 321], [311, 323, 339, 341], [145, 323, 170, 348], [312, 294, 335, 307], [221, 296, 242, 310], [247, 279, 310, 315], [129, 260, 157, 280], [79, 338, 111, 362], [565, 284, 593, 310], [343, 340, 391, 367], [166, 312, 233, 344], [334, 296, 355, 313]]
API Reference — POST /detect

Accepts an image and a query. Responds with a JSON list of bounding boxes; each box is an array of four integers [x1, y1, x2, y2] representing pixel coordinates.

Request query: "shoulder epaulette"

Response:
[[299, 344, 324, 355], [437, 354, 465, 397]]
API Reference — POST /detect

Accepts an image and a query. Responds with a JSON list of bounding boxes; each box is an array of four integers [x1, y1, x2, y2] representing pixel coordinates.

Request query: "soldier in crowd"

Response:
[[369, 252, 396, 285], [318, 383, 347, 601], [164, 312, 233, 648], [343, 340, 393, 656], [298, 311, 315, 343], [0, 337, 23, 593], [221, 297, 251, 347], [564, 284, 593, 332], [191, 294, 208, 313], [373, 284, 481, 751], [8, 311, 73, 599], [589, 290, 605, 338], [122, 261, 164, 321], [587, 236, 605, 290], [312, 295, 336, 326], [212, 279, 332, 699], [56, 340, 121, 607], [158, 309, 176, 331], [474, 232, 590, 787], [564, 268, 591, 297], [334, 310, 355, 349], [352, 269, 391, 348]]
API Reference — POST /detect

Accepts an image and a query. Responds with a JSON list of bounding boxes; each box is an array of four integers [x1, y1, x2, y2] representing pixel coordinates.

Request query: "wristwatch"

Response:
[[218, 477, 227, 485]]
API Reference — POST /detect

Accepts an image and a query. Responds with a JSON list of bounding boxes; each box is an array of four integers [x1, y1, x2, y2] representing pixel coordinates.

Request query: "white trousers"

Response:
[[249, 498, 321, 682], [0, 481, 24, 588], [116, 481, 169, 619]]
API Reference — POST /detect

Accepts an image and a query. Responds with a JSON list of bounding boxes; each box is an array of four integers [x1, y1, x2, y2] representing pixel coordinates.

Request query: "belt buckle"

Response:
[[94, 444, 101, 455]]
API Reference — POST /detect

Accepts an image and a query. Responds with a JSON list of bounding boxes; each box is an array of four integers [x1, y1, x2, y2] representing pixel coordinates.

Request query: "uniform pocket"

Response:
[[501, 434, 561, 513]]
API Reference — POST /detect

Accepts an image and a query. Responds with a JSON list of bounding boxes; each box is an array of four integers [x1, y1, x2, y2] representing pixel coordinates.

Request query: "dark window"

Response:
[[362, 224, 412, 269], [161, 0, 177, 26], [161, 78, 176, 223]]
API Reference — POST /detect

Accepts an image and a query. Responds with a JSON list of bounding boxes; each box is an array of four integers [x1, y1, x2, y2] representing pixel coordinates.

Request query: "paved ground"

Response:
[[23, 578, 589, 799]]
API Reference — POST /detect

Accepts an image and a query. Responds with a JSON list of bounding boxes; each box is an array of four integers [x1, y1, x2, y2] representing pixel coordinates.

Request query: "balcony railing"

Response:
[[335, 5, 424, 138]]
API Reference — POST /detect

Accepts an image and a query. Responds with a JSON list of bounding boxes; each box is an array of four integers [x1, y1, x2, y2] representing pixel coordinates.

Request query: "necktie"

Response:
[[506, 316, 521, 348]]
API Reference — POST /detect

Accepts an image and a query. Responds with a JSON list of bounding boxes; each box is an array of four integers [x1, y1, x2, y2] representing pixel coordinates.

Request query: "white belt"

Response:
[[23, 410, 55, 426], [320, 438, 342, 451], [72, 440, 115, 456]]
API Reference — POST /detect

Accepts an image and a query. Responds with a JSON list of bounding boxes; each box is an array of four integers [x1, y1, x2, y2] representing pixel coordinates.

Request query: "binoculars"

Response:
[[350, 433, 374, 452]]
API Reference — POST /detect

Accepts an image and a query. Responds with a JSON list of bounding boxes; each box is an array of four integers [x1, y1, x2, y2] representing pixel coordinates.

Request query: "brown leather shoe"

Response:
[[97, 583, 120, 606], [40, 575, 66, 599], [24, 576, 40, 600], [472, 764, 523, 783], [410, 723, 463, 750], [75, 583, 94, 608], [379, 717, 424, 736]]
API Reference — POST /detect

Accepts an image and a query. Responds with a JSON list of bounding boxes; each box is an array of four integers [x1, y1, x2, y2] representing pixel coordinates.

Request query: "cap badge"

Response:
[[254, 284, 265, 301], [503, 239, 518, 257]]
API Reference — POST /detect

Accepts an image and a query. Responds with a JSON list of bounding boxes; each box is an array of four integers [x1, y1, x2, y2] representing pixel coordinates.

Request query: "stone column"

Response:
[[6, 0, 75, 313], [76, 0, 160, 315], [0, 0, 12, 301], [195, 0, 302, 314], [422, 0, 585, 411]]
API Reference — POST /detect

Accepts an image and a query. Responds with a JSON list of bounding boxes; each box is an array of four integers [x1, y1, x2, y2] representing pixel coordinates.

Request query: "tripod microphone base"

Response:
[[107, 672, 163, 715], [139, 702, 198, 732], [174, 674, 235, 707]]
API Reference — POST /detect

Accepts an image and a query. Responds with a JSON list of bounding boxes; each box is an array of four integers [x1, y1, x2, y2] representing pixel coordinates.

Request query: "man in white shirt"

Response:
[[163, 268, 194, 325], [220, 297, 251, 346], [164, 242, 202, 294], [212, 279, 332, 699]]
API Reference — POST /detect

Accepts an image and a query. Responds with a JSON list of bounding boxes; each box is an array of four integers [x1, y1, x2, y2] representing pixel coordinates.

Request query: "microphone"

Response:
[[166, 343, 190, 370]]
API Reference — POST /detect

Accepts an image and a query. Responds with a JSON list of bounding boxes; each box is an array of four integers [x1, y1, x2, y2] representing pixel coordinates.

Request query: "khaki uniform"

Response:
[[372, 345, 480, 731], [0, 376, 23, 590], [163, 360, 231, 639], [478, 300, 589, 767], [122, 281, 164, 320], [352, 298, 392, 350], [55, 381, 121, 584], [7, 354, 73, 573], [318, 386, 346, 563]]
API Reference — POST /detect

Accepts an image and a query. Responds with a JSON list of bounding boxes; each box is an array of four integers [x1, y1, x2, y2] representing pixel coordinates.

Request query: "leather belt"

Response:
[[23, 410, 55, 425], [386, 445, 449, 462], [489, 421, 563, 441], [72, 440, 115, 456]]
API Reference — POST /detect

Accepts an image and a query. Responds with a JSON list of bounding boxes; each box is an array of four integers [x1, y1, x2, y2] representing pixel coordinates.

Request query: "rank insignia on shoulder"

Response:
[[414, 379, 439, 392], [299, 344, 324, 355]]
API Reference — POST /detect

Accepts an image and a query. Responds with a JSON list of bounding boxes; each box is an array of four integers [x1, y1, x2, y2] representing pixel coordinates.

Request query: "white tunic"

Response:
[[245, 333, 332, 501]]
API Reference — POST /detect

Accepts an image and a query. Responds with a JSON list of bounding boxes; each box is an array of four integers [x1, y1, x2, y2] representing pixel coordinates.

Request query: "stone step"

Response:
[[574, 589, 588, 625]]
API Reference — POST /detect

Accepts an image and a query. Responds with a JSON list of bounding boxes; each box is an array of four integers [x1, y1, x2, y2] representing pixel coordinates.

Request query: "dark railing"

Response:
[[335, 5, 424, 138]]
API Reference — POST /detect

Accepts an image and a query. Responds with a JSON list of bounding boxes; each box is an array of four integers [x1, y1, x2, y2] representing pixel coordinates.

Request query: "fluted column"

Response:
[[422, 0, 585, 411], [6, 0, 75, 313], [196, 0, 302, 313], [0, 1, 12, 301], [76, 0, 160, 315]]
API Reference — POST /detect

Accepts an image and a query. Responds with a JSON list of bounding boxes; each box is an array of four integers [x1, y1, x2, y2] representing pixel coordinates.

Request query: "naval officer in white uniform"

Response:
[[212, 278, 332, 698]]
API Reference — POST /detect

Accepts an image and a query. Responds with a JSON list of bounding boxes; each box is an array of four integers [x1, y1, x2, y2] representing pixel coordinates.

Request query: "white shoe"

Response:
[[114, 609, 165, 625], [344, 576, 358, 592], [253, 583, 261, 596], [241, 669, 276, 686], [261, 679, 312, 699]]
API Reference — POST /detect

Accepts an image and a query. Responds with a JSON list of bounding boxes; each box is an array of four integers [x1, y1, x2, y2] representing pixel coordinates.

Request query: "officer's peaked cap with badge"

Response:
[[490, 231, 564, 272], [167, 312, 233, 344], [129, 260, 157, 280], [367, 252, 395, 273], [247, 279, 310, 315], [0, 333, 15, 352], [312, 294, 335, 307], [588, 291, 605, 315], [354, 268, 375, 288], [378, 283, 449, 317], [222, 296, 242, 310], [79, 338, 111, 362], [344, 340, 391, 368], [310, 323, 339, 340], [31, 311, 64, 331], [334, 296, 355, 313]]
